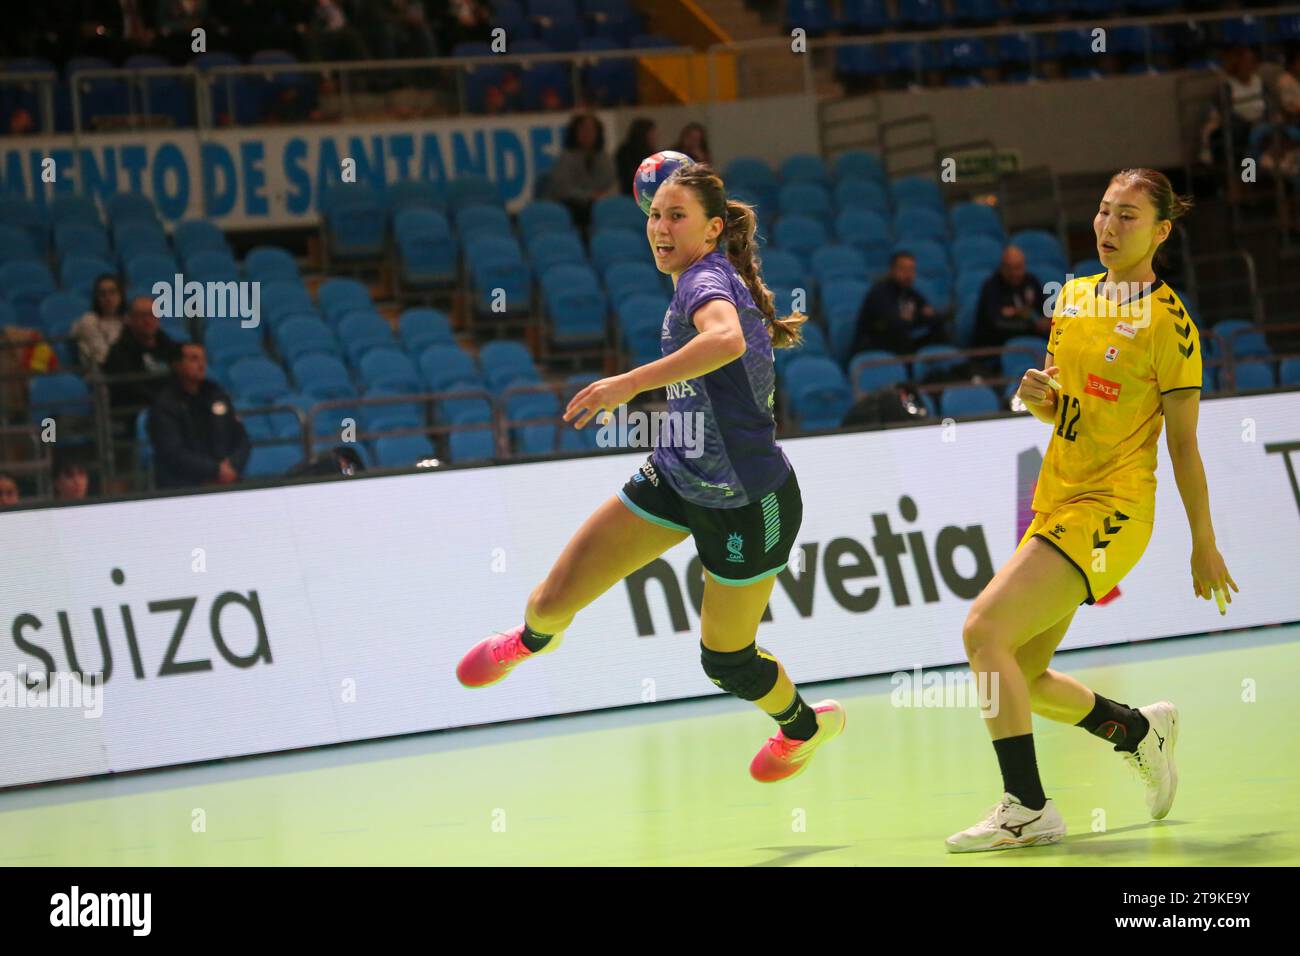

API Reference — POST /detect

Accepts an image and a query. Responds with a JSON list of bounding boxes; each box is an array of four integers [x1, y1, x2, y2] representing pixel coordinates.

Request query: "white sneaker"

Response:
[[1124, 701, 1179, 820], [945, 793, 1066, 853]]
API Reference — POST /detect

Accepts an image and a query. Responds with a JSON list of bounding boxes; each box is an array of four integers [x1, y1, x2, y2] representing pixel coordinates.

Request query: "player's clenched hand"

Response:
[[564, 373, 639, 429], [1017, 366, 1061, 407], [1190, 542, 1238, 607]]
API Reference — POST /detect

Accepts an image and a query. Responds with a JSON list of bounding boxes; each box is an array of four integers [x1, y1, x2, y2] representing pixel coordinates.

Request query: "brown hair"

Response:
[[666, 163, 807, 349], [1107, 168, 1193, 261]]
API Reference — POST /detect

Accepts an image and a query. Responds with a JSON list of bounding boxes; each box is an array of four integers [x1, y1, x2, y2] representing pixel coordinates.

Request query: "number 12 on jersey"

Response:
[[1055, 392, 1081, 441]]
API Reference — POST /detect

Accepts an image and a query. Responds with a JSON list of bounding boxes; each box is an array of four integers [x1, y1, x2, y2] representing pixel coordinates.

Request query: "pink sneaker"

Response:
[[456, 625, 563, 688], [749, 700, 846, 783]]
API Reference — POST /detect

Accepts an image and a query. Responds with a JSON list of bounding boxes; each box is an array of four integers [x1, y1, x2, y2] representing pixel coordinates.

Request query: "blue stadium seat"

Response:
[[941, 384, 1000, 418], [48, 195, 100, 227], [228, 357, 293, 405], [204, 321, 265, 373], [590, 228, 647, 276], [835, 208, 893, 261], [480, 340, 541, 392], [1232, 362, 1276, 391], [321, 185, 386, 263], [337, 312, 397, 366], [316, 278, 373, 327], [373, 434, 437, 467], [398, 308, 455, 354], [387, 179, 445, 215], [358, 348, 422, 393], [187, 250, 240, 284], [605, 261, 663, 307], [455, 204, 512, 241], [528, 231, 589, 277], [445, 410, 496, 464], [949, 202, 1005, 241], [592, 195, 644, 232], [774, 214, 829, 266], [395, 208, 458, 290], [779, 181, 834, 220], [1071, 257, 1106, 279], [832, 150, 886, 183], [292, 354, 356, 403], [1008, 229, 1067, 272], [834, 176, 890, 214], [61, 255, 114, 298], [419, 345, 482, 393], [890, 176, 944, 212], [617, 293, 669, 366], [519, 200, 575, 242], [893, 205, 949, 243], [274, 316, 340, 365], [245, 246, 300, 282], [245, 444, 303, 477], [55, 222, 111, 261], [897, 0, 943, 29], [810, 244, 869, 285], [29, 372, 93, 425], [893, 239, 950, 283], [848, 350, 908, 393], [785, 355, 852, 430], [174, 220, 230, 258], [1001, 335, 1048, 379], [780, 153, 831, 187], [952, 235, 1004, 276], [445, 174, 502, 212], [0, 225, 37, 264]]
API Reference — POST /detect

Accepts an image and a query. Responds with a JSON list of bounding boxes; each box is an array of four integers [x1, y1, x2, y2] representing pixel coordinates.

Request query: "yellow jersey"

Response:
[[1033, 273, 1202, 522]]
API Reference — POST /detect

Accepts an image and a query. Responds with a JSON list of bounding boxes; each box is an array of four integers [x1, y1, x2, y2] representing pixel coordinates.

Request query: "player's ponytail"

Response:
[[667, 164, 808, 350], [722, 198, 807, 349]]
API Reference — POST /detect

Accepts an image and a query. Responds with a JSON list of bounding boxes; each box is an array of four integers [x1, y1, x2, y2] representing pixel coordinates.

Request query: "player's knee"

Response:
[[700, 641, 779, 701], [961, 608, 996, 659]]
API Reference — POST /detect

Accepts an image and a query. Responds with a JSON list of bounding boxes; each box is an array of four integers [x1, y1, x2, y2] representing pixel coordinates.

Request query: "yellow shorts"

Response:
[[1017, 501, 1153, 605]]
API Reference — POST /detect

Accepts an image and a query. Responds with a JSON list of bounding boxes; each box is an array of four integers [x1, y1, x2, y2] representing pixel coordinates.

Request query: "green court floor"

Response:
[[3, 625, 1297, 866]]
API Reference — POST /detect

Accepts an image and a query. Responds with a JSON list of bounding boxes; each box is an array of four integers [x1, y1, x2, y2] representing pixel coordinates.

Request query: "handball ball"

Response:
[[634, 150, 695, 215]]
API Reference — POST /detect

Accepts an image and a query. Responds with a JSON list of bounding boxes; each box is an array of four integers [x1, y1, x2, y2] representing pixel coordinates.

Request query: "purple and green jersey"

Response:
[[651, 250, 791, 509]]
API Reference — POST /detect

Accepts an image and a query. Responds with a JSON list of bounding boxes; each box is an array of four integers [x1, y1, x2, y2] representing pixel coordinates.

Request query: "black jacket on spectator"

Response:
[[849, 279, 943, 358], [149, 378, 251, 489], [974, 271, 1043, 348], [102, 330, 179, 413]]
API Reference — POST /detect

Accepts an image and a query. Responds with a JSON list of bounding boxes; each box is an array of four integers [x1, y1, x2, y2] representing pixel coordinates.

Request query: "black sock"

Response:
[[771, 691, 819, 741], [519, 624, 553, 653], [1077, 693, 1149, 753], [991, 734, 1047, 810]]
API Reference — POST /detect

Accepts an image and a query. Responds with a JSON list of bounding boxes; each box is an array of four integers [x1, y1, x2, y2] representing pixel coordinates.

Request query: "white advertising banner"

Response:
[[1, 393, 1297, 788], [0, 110, 620, 228]]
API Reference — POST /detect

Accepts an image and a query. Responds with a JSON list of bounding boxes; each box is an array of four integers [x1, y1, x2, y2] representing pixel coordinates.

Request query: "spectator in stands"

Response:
[[0, 473, 18, 507], [671, 122, 712, 164], [1261, 45, 1300, 180], [848, 252, 943, 357], [102, 295, 181, 417], [75, 0, 158, 61], [148, 342, 250, 490], [52, 447, 90, 501], [1201, 45, 1269, 170], [305, 0, 370, 62], [71, 274, 126, 369], [433, 0, 491, 56], [616, 118, 657, 197], [973, 246, 1048, 348], [540, 112, 617, 231]]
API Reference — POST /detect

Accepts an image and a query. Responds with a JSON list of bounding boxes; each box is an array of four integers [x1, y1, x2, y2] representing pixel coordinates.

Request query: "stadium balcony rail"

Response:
[[3, 6, 1296, 134]]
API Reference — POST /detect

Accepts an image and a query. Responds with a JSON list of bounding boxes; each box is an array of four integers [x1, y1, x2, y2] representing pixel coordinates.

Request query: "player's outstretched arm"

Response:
[[1162, 388, 1238, 610]]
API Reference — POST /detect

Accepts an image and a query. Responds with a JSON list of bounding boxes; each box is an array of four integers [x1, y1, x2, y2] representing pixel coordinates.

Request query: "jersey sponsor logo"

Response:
[[1085, 373, 1122, 402], [638, 460, 661, 487], [1061, 305, 1080, 317], [725, 532, 746, 563], [665, 380, 698, 400], [1113, 321, 1136, 338], [1104, 345, 1119, 363], [699, 479, 735, 498]]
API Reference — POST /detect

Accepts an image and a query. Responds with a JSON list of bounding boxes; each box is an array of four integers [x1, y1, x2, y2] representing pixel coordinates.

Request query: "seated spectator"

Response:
[[616, 118, 658, 197], [71, 274, 126, 369], [1200, 45, 1269, 169], [1261, 44, 1300, 179], [671, 122, 711, 164], [974, 246, 1047, 348], [305, 0, 370, 62], [102, 295, 181, 420], [0, 473, 18, 508], [848, 252, 944, 358], [52, 446, 91, 501], [540, 112, 617, 231], [148, 342, 250, 490]]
